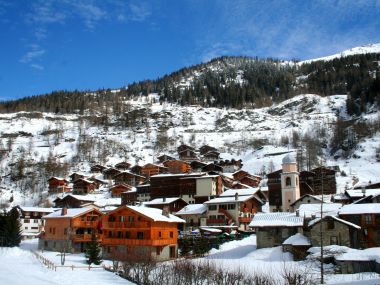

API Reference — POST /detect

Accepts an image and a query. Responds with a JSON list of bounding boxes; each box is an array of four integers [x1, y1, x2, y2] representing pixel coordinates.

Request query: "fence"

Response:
[[31, 250, 103, 271]]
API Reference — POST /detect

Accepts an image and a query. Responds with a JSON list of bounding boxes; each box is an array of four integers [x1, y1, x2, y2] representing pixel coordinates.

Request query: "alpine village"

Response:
[[1, 44, 380, 285]]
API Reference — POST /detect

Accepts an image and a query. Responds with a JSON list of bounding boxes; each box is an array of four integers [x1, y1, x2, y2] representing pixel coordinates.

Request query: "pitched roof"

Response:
[[219, 188, 260, 197], [44, 207, 100, 219], [144, 197, 184, 205], [308, 215, 361, 230], [339, 203, 380, 215], [298, 203, 342, 218], [249, 212, 304, 228], [127, 205, 185, 223], [204, 194, 258, 204], [283, 233, 310, 246], [54, 194, 96, 202], [176, 204, 207, 215], [18, 206, 59, 213]]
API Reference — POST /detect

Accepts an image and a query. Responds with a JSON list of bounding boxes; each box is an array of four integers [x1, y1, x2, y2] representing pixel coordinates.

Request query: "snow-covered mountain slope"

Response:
[[301, 43, 380, 64], [0, 94, 379, 207]]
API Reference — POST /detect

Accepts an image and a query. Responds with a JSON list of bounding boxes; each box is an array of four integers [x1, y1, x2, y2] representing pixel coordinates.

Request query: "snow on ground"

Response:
[[0, 239, 133, 285]]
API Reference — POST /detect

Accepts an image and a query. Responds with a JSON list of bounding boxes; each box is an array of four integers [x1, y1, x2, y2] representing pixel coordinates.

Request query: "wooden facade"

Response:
[[72, 178, 96, 195], [90, 164, 106, 173], [121, 191, 138, 205], [163, 160, 191, 174], [54, 194, 95, 208], [110, 184, 133, 198], [177, 144, 194, 153], [157, 154, 176, 163], [113, 171, 145, 186], [178, 149, 198, 161], [141, 163, 168, 177], [103, 168, 122, 180], [199, 145, 217, 155], [145, 198, 188, 213], [115, 162, 131, 170], [48, 177, 71, 194]]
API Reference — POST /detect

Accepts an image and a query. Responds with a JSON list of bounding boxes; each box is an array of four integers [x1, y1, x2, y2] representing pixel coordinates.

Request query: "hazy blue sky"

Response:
[[0, 0, 379, 100]]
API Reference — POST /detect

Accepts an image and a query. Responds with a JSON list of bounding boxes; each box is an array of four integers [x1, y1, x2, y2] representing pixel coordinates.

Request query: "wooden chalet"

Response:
[[72, 178, 97, 195], [102, 205, 185, 261], [48, 177, 71, 194], [115, 161, 131, 170], [339, 203, 380, 248], [201, 163, 223, 173], [144, 197, 188, 213], [90, 164, 106, 173], [54, 194, 96, 208], [103, 168, 122, 180], [88, 176, 108, 188], [141, 163, 168, 177], [178, 149, 198, 161], [130, 165, 143, 175], [69, 172, 85, 183], [157, 154, 176, 163], [190, 160, 207, 172], [113, 171, 145, 186], [110, 184, 133, 198], [177, 144, 194, 153], [232, 170, 261, 187], [163, 160, 191, 174], [136, 184, 151, 202], [217, 159, 243, 172], [199, 145, 218, 155], [121, 190, 138, 205], [202, 151, 220, 161], [39, 207, 103, 252]]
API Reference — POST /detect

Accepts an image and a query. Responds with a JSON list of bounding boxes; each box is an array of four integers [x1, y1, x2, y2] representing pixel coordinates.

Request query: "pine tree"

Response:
[[85, 231, 102, 265], [2, 208, 22, 247]]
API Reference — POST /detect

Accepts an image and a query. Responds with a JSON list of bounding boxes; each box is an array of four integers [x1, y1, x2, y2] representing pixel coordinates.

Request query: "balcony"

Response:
[[102, 237, 177, 246], [72, 234, 102, 242], [72, 220, 99, 228], [206, 218, 226, 224], [102, 221, 150, 229], [238, 216, 252, 223]]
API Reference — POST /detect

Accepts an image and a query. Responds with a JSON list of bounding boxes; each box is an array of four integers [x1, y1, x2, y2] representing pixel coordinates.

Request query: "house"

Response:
[[113, 171, 145, 186], [136, 184, 151, 202], [144, 197, 188, 213], [190, 160, 207, 172], [101, 205, 185, 261], [163, 160, 191, 174], [202, 151, 220, 161], [157, 154, 176, 163], [141, 163, 168, 177], [339, 203, 380, 248], [176, 204, 208, 231], [90, 164, 106, 173], [88, 176, 108, 189], [308, 215, 361, 248], [216, 159, 243, 172], [53, 194, 96, 208], [47, 177, 71, 194], [232, 170, 261, 187], [201, 163, 223, 173], [103, 168, 122, 180], [130, 165, 143, 175], [15, 206, 59, 239], [249, 212, 304, 248], [110, 184, 133, 198], [69, 172, 86, 183], [290, 194, 331, 212], [204, 190, 264, 230], [115, 162, 131, 170], [121, 189, 138, 205], [39, 207, 103, 252], [193, 175, 224, 203], [199, 145, 218, 155], [345, 188, 380, 203], [177, 144, 194, 153], [178, 149, 198, 161], [72, 178, 97, 195]]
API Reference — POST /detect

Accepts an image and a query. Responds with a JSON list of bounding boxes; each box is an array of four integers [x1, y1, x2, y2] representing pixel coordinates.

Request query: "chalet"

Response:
[[141, 163, 168, 177], [48, 177, 71, 194], [339, 203, 380, 248], [115, 162, 131, 170], [90, 164, 106, 173], [121, 189, 138, 205], [54, 194, 96, 208], [308, 215, 361, 248], [103, 168, 122, 180], [199, 145, 218, 155], [110, 184, 133, 198], [102, 205, 185, 261], [178, 149, 198, 161], [190, 160, 207, 172], [204, 189, 264, 230], [216, 159, 243, 172], [130, 165, 143, 175], [249, 212, 304, 248], [149, 173, 204, 204], [157, 154, 176, 163], [69, 172, 85, 183], [232, 170, 261, 187], [192, 175, 224, 203], [353, 193, 380, 204], [163, 160, 191, 174], [176, 204, 208, 231], [177, 144, 194, 153], [202, 151, 220, 161], [72, 178, 97, 195], [39, 207, 103, 252], [344, 188, 380, 203], [290, 194, 328, 212], [88, 176, 108, 188], [113, 171, 145, 186], [144, 197, 188, 213], [15, 206, 59, 239], [201, 163, 223, 173]]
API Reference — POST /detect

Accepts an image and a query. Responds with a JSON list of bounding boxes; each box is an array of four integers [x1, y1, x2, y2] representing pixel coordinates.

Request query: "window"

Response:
[[365, 214, 372, 225], [44, 241, 48, 247], [119, 216, 126, 222], [64, 228, 68, 235], [128, 216, 135, 222], [25, 227, 28, 230], [208, 205, 217, 211], [156, 247, 162, 255], [24, 219, 30, 223], [31, 227, 38, 230], [285, 177, 291, 186], [326, 220, 335, 230], [137, 232, 144, 239], [125, 231, 131, 239], [108, 231, 113, 238], [227, 204, 236, 210], [170, 232, 174, 238], [33, 219, 38, 223], [117, 231, 123, 238], [330, 236, 338, 245], [158, 231, 162, 238]]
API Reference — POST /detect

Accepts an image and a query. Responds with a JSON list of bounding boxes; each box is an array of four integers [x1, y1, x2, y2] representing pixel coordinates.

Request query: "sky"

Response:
[[0, 0, 379, 101]]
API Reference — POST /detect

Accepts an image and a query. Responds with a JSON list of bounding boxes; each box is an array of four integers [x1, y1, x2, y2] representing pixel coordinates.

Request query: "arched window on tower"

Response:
[[285, 177, 291, 186]]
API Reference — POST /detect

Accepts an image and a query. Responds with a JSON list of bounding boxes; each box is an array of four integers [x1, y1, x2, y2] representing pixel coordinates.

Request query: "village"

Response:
[[10, 143, 380, 280]]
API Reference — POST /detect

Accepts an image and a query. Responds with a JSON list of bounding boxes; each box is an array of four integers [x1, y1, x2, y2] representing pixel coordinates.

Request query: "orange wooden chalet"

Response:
[[72, 178, 97, 195], [102, 205, 185, 261], [163, 160, 191, 174], [48, 177, 71, 194], [141, 163, 168, 177], [113, 171, 145, 186], [39, 207, 103, 252], [110, 183, 133, 198]]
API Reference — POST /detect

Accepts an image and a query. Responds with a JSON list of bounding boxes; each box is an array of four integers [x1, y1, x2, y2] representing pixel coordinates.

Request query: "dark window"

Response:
[[285, 177, 291, 186], [125, 231, 131, 239], [327, 220, 335, 230], [128, 216, 134, 222], [137, 232, 144, 239], [365, 214, 372, 225], [158, 231, 162, 238], [24, 219, 30, 223], [330, 236, 338, 245], [170, 231, 174, 238], [208, 205, 217, 211]]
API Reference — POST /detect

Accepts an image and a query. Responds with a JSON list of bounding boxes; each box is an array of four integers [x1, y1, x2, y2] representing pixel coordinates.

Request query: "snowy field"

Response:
[[2, 237, 379, 285]]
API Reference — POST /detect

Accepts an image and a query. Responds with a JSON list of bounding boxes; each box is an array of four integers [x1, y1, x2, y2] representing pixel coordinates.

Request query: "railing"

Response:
[[102, 221, 150, 229], [102, 237, 177, 246], [206, 218, 226, 224], [72, 220, 99, 228], [73, 233, 94, 242]]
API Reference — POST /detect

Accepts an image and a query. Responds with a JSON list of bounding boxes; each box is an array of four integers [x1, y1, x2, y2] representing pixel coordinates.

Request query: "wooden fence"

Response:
[[31, 250, 103, 271]]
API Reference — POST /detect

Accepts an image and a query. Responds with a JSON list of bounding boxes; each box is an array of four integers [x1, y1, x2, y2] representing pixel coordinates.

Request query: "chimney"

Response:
[[235, 192, 239, 201], [296, 209, 299, 217], [163, 197, 166, 203], [61, 207, 67, 216], [162, 206, 170, 217]]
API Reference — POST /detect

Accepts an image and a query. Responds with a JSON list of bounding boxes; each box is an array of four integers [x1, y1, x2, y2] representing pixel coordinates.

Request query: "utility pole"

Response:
[[320, 161, 324, 284]]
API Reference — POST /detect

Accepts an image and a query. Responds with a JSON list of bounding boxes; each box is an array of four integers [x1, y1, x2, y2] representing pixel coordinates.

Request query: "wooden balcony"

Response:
[[72, 220, 99, 228], [73, 234, 98, 242], [238, 216, 252, 223], [102, 221, 150, 229], [102, 237, 177, 246]]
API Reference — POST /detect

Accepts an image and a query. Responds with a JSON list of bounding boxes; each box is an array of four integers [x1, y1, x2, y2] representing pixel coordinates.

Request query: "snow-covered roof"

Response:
[[346, 188, 380, 198], [219, 187, 260, 197], [339, 203, 380, 215], [128, 205, 185, 223], [176, 204, 207, 215], [298, 203, 342, 218], [57, 194, 96, 202], [249, 212, 304, 228], [308, 215, 361, 230], [204, 195, 256, 204], [144, 197, 182, 205], [18, 206, 59, 213], [44, 207, 98, 218], [283, 233, 310, 246], [93, 198, 121, 207], [336, 247, 380, 262]]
